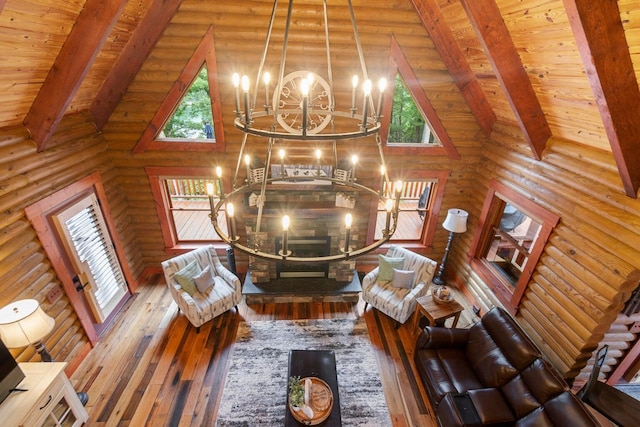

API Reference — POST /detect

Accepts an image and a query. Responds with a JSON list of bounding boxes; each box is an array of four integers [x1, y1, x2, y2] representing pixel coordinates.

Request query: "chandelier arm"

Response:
[[272, 0, 294, 122], [252, 0, 280, 109], [233, 132, 249, 188], [323, 0, 335, 109], [254, 138, 275, 234], [347, 0, 368, 82]]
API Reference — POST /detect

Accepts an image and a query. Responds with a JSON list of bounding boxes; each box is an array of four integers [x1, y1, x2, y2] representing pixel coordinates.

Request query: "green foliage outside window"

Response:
[[387, 74, 438, 145], [161, 67, 214, 139]]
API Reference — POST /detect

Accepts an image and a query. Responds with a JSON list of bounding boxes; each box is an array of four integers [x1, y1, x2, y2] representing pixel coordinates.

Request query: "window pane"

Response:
[[374, 180, 432, 240], [483, 204, 541, 286], [387, 74, 440, 145], [165, 178, 226, 241]]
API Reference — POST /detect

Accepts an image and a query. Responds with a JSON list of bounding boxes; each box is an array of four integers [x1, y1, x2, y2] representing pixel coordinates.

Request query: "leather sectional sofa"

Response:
[[415, 307, 599, 426]]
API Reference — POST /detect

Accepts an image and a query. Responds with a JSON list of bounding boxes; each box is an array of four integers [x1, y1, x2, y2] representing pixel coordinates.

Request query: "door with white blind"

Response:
[[52, 193, 129, 323]]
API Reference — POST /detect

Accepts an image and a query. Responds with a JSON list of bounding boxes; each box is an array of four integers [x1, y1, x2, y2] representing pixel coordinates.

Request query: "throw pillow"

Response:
[[392, 269, 415, 289], [193, 265, 215, 293], [174, 260, 201, 296], [378, 254, 405, 281]]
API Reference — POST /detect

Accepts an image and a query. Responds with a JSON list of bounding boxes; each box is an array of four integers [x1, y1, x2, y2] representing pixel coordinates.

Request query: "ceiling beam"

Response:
[[23, 0, 128, 151], [563, 0, 640, 198], [90, 0, 183, 131], [460, 0, 551, 160], [410, 0, 496, 139]]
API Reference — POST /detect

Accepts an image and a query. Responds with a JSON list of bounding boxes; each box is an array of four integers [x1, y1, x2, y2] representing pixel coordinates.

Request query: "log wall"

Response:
[[0, 113, 143, 366]]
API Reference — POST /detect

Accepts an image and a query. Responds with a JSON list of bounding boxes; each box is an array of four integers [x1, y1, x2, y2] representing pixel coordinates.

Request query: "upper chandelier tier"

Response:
[[231, 0, 387, 142]]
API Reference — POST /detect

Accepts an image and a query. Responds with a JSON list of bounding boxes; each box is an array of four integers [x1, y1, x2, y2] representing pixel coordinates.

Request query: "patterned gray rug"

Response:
[[216, 318, 391, 426]]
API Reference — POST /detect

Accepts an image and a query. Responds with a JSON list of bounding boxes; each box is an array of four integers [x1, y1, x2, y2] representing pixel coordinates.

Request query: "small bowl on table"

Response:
[[432, 286, 454, 304]]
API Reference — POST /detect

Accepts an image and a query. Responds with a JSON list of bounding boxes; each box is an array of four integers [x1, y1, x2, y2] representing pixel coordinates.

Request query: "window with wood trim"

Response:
[[470, 180, 559, 313], [146, 167, 228, 248], [371, 170, 448, 248], [379, 35, 459, 159]]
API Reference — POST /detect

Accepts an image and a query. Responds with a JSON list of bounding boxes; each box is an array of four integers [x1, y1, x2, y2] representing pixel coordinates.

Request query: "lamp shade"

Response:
[[0, 299, 55, 348], [442, 208, 469, 233]]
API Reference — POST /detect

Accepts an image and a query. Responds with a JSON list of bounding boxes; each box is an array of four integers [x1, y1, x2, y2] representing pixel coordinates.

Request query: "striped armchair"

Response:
[[161, 245, 242, 331], [362, 245, 437, 326]]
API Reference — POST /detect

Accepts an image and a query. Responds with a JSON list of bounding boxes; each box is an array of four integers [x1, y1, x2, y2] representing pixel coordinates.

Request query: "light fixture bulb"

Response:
[[380, 165, 385, 175], [352, 75, 359, 88], [279, 149, 285, 160], [206, 183, 214, 195], [315, 149, 321, 160], [351, 155, 358, 165], [364, 79, 372, 96], [263, 72, 271, 85], [301, 78, 310, 96], [395, 180, 403, 193], [282, 215, 290, 231], [241, 75, 250, 92], [378, 78, 387, 92], [345, 213, 353, 228], [216, 166, 222, 178], [227, 202, 234, 217], [232, 73, 240, 88], [244, 154, 251, 165]]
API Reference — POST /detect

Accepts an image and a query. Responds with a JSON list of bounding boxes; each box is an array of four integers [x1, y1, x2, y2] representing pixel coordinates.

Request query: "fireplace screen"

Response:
[[275, 237, 331, 278]]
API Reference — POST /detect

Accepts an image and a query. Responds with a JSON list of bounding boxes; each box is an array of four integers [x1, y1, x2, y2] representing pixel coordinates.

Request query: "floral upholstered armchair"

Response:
[[161, 245, 242, 332], [362, 245, 437, 327]]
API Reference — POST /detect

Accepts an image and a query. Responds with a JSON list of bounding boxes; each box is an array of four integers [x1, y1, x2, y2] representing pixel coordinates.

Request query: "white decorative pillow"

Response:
[[174, 260, 201, 296], [193, 265, 215, 293], [392, 269, 415, 289]]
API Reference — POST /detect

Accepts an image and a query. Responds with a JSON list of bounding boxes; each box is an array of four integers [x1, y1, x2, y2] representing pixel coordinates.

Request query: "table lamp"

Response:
[[0, 299, 55, 362], [433, 208, 468, 287]]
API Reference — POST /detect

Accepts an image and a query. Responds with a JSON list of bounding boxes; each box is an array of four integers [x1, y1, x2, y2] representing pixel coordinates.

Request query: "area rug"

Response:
[[216, 318, 390, 426]]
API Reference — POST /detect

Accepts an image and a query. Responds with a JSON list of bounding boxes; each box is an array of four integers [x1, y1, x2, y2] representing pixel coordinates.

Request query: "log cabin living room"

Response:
[[1, 0, 640, 426]]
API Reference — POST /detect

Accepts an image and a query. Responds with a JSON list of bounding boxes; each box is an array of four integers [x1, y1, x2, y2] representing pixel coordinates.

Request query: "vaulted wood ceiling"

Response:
[[1, 0, 639, 197]]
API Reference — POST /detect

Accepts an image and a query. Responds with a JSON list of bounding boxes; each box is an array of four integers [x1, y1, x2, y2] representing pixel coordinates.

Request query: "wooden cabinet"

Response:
[[0, 363, 88, 427]]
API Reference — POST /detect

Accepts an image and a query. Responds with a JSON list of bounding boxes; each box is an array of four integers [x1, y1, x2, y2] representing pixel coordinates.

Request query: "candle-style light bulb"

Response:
[[351, 75, 359, 113], [241, 75, 251, 125], [301, 78, 309, 135], [307, 73, 314, 107], [282, 215, 290, 231], [279, 149, 286, 178], [215, 166, 223, 197], [245, 154, 252, 183], [206, 182, 215, 214], [395, 180, 403, 210], [351, 155, 358, 181], [362, 79, 372, 130], [263, 72, 271, 112], [281, 215, 290, 257], [315, 149, 322, 176], [376, 78, 387, 118], [227, 202, 237, 240], [385, 198, 393, 234], [380, 165, 386, 195], [232, 73, 241, 116], [344, 213, 353, 253]]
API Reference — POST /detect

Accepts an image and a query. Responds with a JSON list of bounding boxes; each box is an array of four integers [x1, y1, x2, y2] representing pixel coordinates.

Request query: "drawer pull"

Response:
[[39, 394, 52, 410]]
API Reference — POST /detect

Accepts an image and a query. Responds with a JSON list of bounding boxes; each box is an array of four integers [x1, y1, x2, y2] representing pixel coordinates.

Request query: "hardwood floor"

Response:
[[70, 276, 476, 426]]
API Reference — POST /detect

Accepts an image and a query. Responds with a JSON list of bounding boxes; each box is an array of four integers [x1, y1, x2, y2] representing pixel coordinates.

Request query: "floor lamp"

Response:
[[0, 299, 89, 405], [433, 209, 468, 287]]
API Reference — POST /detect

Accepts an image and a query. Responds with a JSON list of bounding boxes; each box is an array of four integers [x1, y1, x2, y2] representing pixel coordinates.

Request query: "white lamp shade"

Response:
[[0, 299, 55, 348], [442, 208, 469, 233]]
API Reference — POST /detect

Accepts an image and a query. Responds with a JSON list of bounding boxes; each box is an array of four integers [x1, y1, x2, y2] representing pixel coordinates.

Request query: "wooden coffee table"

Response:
[[285, 350, 342, 426], [413, 294, 464, 331]]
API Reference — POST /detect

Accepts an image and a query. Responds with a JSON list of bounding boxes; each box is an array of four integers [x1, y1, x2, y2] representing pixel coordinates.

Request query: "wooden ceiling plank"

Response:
[[563, 0, 640, 198], [22, 0, 128, 151], [90, 0, 184, 131], [410, 0, 496, 138], [460, 0, 551, 160]]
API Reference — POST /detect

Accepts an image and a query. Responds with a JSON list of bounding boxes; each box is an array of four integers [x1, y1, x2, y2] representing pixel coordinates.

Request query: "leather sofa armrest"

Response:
[[417, 326, 469, 349]]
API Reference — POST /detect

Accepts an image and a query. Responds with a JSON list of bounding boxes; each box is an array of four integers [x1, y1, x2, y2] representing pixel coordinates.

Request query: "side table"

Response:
[[413, 294, 464, 331]]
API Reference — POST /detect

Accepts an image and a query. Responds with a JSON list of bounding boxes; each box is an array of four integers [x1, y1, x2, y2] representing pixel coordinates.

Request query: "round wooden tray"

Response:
[[289, 377, 333, 425]]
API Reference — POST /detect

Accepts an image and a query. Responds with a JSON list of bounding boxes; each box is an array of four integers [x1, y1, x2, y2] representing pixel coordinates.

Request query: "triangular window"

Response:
[[158, 66, 215, 141], [388, 73, 440, 145], [133, 27, 225, 153]]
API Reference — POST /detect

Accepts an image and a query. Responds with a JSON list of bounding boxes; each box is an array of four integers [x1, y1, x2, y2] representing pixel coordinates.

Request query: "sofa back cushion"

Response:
[[465, 324, 518, 387], [482, 307, 541, 370]]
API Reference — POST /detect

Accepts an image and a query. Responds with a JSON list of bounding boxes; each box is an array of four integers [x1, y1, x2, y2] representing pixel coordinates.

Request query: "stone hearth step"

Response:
[[242, 270, 362, 304]]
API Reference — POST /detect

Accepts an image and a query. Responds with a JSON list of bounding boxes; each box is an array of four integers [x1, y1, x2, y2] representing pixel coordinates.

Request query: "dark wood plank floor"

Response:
[[70, 276, 477, 426]]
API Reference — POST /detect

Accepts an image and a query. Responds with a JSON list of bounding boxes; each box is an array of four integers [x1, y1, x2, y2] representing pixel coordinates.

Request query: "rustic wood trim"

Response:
[[23, 0, 127, 151], [133, 26, 226, 154], [460, 0, 551, 160], [563, 0, 640, 198], [409, 0, 496, 138], [381, 36, 460, 160], [23, 172, 137, 351], [90, 0, 183, 131], [469, 180, 560, 313], [145, 166, 221, 250]]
